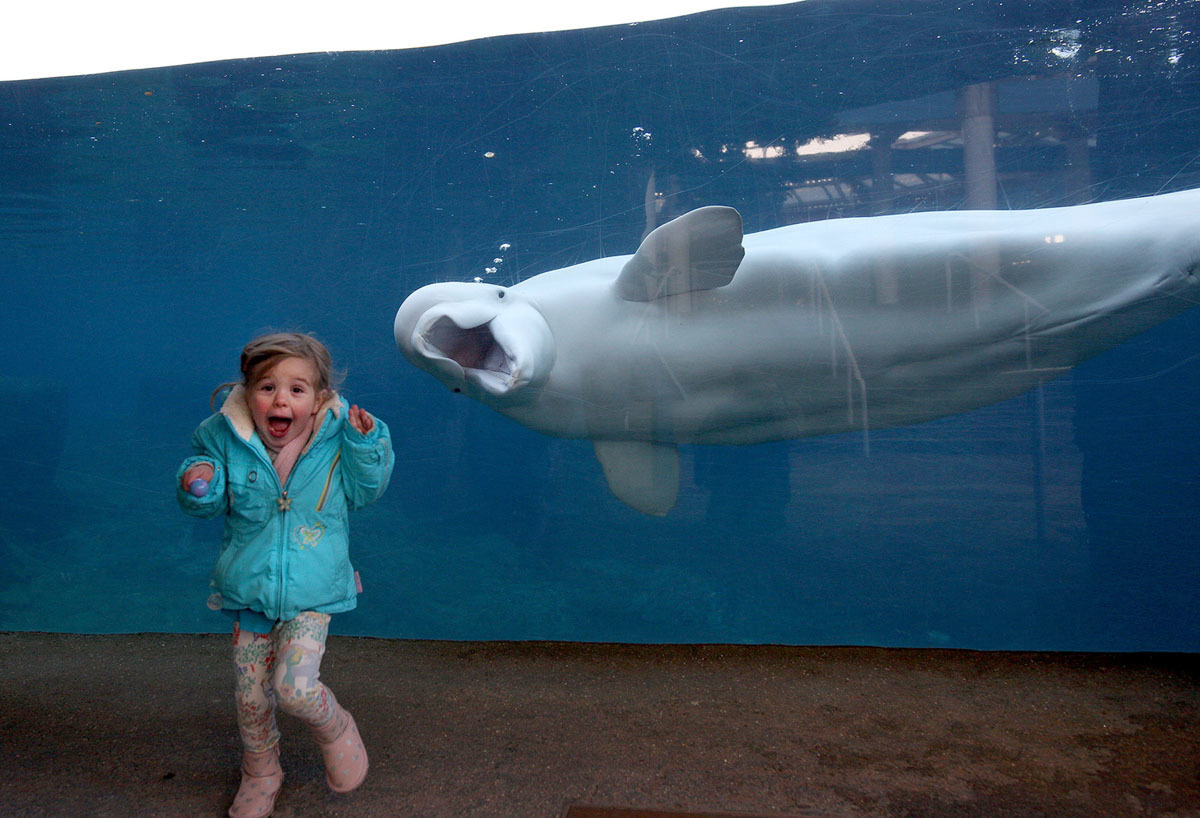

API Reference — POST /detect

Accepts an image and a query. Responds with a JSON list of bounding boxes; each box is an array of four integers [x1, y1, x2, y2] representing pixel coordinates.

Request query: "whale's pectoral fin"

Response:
[[593, 440, 680, 516], [615, 206, 745, 301]]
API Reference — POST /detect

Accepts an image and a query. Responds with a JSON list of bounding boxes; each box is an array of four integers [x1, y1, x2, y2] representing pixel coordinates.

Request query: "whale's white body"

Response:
[[395, 191, 1200, 514]]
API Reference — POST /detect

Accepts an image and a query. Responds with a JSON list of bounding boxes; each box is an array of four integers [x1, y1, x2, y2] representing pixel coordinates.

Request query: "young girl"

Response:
[[177, 332, 393, 818]]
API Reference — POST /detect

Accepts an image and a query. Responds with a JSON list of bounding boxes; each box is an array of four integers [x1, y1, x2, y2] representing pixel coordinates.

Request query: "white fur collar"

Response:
[[220, 384, 341, 450]]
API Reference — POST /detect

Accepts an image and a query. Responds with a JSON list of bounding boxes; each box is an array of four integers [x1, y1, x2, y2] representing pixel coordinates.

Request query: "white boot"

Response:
[[228, 744, 283, 818], [311, 704, 368, 793]]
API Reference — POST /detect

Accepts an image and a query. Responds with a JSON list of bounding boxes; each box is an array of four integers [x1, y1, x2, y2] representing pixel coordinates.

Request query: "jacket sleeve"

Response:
[[176, 417, 229, 518], [341, 415, 394, 510]]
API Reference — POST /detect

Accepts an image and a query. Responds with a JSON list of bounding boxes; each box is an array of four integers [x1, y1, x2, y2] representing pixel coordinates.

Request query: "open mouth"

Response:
[[267, 416, 292, 438], [417, 309, 520, 395], [424, 317, 513, 377]]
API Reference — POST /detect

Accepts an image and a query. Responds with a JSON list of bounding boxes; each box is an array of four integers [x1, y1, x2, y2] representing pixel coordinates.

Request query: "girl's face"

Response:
[[248, 356, 325, 450]]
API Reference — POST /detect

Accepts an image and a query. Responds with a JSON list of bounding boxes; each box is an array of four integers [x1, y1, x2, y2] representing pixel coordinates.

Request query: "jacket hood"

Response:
[[219, 385, 343, 453]]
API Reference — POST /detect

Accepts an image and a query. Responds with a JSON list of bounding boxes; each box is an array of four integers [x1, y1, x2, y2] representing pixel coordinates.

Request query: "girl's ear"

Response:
[[314, 388, 331, 413]]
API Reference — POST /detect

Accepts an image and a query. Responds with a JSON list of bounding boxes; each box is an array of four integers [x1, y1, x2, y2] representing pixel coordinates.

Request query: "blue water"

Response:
[[2, 1, 1198, 650]]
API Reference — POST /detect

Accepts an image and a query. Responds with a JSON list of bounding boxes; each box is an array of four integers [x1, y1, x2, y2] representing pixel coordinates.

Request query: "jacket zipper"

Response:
[[269, 433, 325, 621], [274, 435, 319, 619], [276, 461, 296, 623], [250, 442, 292, 622]]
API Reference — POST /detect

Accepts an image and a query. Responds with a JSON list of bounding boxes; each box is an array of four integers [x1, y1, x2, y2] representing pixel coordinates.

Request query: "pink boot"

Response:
[[311, 704, 368, 793], [228, 744, 283, 818]]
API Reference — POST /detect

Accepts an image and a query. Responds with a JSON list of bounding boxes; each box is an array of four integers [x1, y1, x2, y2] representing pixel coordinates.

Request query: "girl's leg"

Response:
[[233, 625, 281, 752], [230, 624, 284, 818], [271, 611, 334, 726], [271, 612, 368, 793]]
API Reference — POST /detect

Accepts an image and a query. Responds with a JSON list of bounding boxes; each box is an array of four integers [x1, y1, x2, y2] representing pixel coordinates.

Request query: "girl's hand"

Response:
[[181, 462, 215, 492], [348, 405, 375, 435]]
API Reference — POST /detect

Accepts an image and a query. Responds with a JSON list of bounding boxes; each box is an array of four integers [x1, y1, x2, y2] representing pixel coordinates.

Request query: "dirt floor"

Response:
[[2, 633, 1198, 817]]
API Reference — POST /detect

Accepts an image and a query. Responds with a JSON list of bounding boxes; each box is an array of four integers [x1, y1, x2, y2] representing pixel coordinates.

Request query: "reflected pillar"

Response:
[[870, 131, 897, 215], [960, 81, 1050, 549], [1064, 126, 1093, 204], [960, 82, 997, 211], [870, 130, 900, 305], [958, 82, 999, 311]]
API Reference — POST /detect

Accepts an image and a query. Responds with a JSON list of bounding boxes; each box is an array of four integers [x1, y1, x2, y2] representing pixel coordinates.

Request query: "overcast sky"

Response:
[[3, 1, 792, 82]]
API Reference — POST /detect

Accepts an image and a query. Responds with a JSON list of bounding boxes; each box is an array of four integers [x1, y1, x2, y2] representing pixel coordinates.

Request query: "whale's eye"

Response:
[[497, 290, 506, 299]]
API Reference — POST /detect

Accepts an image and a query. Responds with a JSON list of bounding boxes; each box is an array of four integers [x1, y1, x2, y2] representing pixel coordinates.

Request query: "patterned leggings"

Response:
[[232, 611, 335, 752]]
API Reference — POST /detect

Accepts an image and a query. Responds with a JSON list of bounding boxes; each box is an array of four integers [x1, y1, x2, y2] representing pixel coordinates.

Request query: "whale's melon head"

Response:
[[394, 281, 555, 403]]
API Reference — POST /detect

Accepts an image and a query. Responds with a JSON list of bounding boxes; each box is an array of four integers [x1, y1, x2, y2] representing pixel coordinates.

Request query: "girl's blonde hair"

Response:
[[212, 332, 341, 408]]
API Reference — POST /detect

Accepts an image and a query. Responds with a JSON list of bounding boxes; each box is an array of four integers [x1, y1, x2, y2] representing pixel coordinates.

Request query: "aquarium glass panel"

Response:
[[2, 0, 1198, 650]]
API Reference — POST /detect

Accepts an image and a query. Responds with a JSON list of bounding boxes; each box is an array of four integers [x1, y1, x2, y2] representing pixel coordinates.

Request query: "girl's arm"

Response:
[[177, 419, 229, 518], [341, 405, 393, 510]]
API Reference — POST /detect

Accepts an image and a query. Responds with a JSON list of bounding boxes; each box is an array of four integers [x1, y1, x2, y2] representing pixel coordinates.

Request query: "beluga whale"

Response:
[[394, 189, 1200, 515]]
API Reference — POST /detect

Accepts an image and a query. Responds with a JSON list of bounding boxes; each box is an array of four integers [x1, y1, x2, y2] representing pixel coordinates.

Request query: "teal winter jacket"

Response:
[[177, 386, 393, 623]]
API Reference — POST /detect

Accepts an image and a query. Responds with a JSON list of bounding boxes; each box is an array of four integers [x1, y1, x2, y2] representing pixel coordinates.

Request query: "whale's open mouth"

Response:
[[426, 317, 512, 376], [419, 314, 519, 395]]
